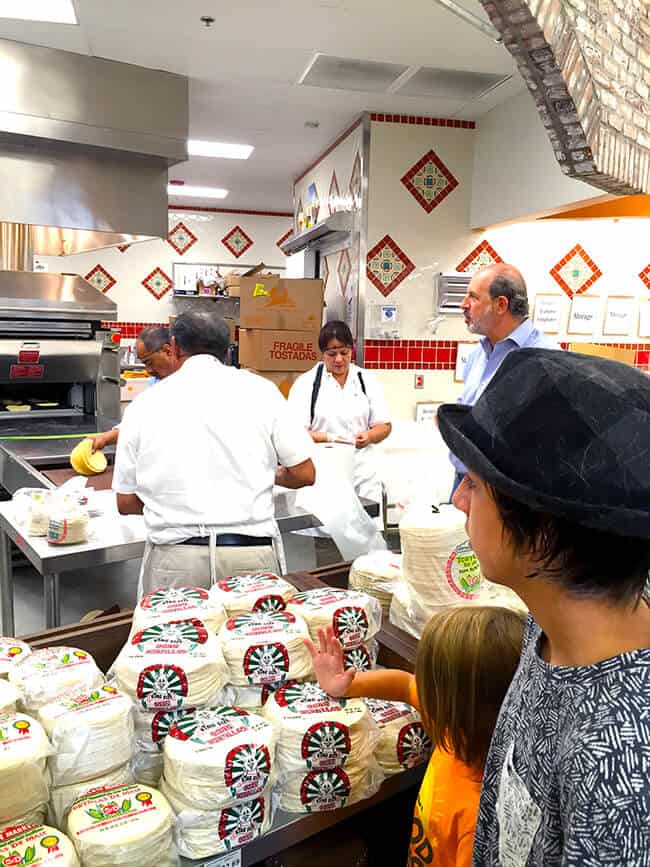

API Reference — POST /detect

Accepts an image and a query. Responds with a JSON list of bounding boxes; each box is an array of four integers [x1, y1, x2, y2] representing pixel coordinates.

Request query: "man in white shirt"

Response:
[[113, 311, 315, 597]]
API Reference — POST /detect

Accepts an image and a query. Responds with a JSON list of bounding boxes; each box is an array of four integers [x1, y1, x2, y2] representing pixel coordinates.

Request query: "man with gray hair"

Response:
[[449, 263, 557, 495], [113, 310, 315, 596]]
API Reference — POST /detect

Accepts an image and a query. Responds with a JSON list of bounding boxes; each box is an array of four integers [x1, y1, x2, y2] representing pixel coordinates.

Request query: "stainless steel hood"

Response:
[[0, 38, 189, 255], [281, 211, 353, 256], [0, 271, 116, 322]]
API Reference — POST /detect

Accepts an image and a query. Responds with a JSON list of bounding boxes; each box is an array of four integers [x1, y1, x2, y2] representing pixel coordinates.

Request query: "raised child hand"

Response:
[[304, 625, 356, 697]]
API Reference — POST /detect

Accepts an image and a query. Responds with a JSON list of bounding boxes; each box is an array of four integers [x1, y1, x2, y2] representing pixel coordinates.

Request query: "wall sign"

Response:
[[532, 294, 564, 334], [454, 341, 478, 383], [568, 295, 601, 336], [603, 295, 636, 337], [639, 300, 650, 338]]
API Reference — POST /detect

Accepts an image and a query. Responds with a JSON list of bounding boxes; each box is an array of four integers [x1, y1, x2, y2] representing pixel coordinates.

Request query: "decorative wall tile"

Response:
[[117, 244, 130, 253], [85, 265, 116, 294], [167, 221, 198, 256], [639, 264, 650, 291], [549, 244, 602, 297], [456, 240, 504, 273], [277, 228, 293, 249], [142, 267, 173, 300], [366, 236, 415, 297], [221, 225, 253, 258], [371, 113, 476, 129], [328, 171, 341, 216], [338, 250, 352, 298], [349, 152, 362, 209], [322, 256, 330, 287], [400, 149, 458, 214]]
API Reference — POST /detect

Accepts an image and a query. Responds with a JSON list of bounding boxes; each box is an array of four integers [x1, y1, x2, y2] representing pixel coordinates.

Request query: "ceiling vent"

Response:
[[397, 67, 510, 100], [300, 54, 409, 93]]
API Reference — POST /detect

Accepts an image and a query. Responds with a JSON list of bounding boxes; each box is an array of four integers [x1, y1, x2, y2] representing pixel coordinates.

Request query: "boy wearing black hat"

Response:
[[438, 347, 650, 866]]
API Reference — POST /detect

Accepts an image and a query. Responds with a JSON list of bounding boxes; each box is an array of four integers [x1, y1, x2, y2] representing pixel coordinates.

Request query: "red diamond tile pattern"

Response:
[[349, 152, 362, 209], [456, 240, 504, 273], [167, 221, 198, 256], [639, 264, 650, 291], [142, 267, 173, 300], [117, 244, 130, 253], [366, 236, 415, 297], [322, 256, 330, 287], [85, 265, 116, 294], [222, 225, 253, 258], [328, 171, 341, 216], [401, 149, 459, 214], [277, 228, 293, 249], [338, 250, 352, 299], [549, 244, 602, 297]]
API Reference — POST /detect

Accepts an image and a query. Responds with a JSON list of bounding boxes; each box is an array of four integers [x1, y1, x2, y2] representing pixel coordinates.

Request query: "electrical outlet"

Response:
[[414, 374, 424, 389]]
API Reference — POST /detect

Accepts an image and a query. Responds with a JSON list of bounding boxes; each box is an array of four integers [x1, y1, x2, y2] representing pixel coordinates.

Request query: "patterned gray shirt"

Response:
[[473, 616, 650, 866]]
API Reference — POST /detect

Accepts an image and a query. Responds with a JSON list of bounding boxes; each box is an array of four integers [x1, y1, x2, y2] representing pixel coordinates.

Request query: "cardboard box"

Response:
[[248, 370, 302, 399], [569, 342, 636, 366], [225, 263, 273, 298], [239, 277, 324, 331], [224, 318, 237, 343], [239, 329, 319, 371]]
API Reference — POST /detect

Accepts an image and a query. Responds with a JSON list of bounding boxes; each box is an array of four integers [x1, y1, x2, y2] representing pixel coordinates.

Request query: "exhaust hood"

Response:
[[281, 211, 353, 256], [0, 38, 189, 256]]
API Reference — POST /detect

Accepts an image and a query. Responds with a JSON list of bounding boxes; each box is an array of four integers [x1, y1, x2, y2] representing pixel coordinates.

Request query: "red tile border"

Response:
[[276, 228, 293, 249], [639, 264, 650, 290], [294, 117, 364, 186], [169, 205, 293, 218], [371, 113, 476, 129]]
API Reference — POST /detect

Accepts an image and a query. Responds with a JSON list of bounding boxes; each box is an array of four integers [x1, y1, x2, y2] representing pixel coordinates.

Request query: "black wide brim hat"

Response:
[[438, 347, 650, 539]]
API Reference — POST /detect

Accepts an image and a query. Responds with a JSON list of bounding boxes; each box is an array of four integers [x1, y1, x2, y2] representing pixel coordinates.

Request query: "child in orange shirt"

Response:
[[305, 605, 525, 867]]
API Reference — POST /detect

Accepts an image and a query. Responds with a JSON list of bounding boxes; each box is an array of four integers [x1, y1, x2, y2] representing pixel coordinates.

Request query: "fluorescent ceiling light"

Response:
[[167, 184, 228, 200], [0, 0, 77, 23], [188, 140, 254, 160]]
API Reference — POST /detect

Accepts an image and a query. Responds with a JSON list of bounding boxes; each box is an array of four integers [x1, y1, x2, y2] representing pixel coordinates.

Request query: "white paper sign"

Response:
[[603, 296, 636, 336], [568, 295, 600, 335], [455, 341, 478, 382], [639, 301, 650, 338], [533, 294, 564, 334]]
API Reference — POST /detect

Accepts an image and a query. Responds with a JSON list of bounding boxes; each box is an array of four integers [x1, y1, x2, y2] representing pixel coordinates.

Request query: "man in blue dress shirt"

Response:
[[449, 262, 557, 496]]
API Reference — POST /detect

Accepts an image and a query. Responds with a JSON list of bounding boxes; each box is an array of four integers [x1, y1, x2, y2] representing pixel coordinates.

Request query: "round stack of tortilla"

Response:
[[0, 711, 51, 823], [218, 611, 312, 686], [10, 647, 103, 714], [50, 764, 134, 826], [67, 783, 176, 867], [111, 619, 229, 713], [38, 683, 134, 786], [349, 552, 403, 617], [210, 573, 296, 616], [162, 705, 275, 810], [364, 698, 432, 775], [0, 823, 79, 867], [133, 586, 226, 634], [286, 588, 382, 650], [160, 781, 272, 860], [263, 680, 382, 812]]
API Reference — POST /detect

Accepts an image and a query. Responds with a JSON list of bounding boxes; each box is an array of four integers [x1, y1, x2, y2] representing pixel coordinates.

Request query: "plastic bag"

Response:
[[286, 588, 383, 650], [292, 444, 387, 560], [47, 496, 89, 545], [38, 683, 135, 786], [13, 488, 53, 536], [162, 705, 276, 811], [0, 637, 31, 678], [161, 780, 273, 860], [219, 611, 312, 686], [0, 711, 53, 822], [209, 572, 296, 617], [343, 639, 379, 673], [49, 763, 134, 826], [66, 783, 179, 867]]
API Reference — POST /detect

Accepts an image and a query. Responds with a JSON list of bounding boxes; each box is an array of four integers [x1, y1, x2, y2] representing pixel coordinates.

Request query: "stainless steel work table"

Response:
[[0, 492, 379, 636]]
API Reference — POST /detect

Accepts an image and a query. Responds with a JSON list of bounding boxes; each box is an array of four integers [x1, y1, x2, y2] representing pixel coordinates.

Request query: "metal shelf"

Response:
[[172, 293, 239, 301]]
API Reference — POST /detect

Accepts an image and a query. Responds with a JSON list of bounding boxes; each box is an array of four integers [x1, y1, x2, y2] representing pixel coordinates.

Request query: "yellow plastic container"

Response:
[[70, 438, 107, 476]]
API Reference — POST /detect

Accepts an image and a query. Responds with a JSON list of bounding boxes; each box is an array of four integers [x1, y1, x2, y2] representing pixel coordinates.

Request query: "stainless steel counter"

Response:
[[0, 492, 379, 635]]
